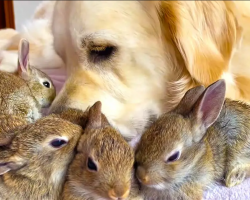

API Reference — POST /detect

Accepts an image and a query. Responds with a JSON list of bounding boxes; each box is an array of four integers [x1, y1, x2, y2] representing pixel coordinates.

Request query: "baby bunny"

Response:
[[0, 38, 56, 122], [0, 114, 83, 200], [135, 79, 250, 200], [0, 114, 28, 137], [62, 101, 142, 200]]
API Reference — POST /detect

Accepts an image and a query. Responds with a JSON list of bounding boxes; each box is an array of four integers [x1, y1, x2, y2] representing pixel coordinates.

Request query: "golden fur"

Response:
[[1, 1, 250, 139]]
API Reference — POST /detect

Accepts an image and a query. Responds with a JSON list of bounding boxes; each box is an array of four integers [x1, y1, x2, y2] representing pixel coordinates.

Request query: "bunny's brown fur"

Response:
[[58, 107, 89, 128], [62, 101, 142, 200], [0, 71, 36, 119], [23, 65, 56, 108], [0, 114, 27, 137], [0, 115, 83, 200], [135, 80, 250, 200]]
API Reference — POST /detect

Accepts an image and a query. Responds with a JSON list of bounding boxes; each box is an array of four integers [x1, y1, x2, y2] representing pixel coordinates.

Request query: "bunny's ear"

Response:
[[86, 101, 102, 129], [190, 79, 226, 142], [58, 108, 89, 128], [17, 39, 30, 76], [173, 85, 205, 115], [0, 133, 17, 148], [129, 133, 143, 151], [0, 161, 15, 175], [0, 158, 26, 175], [0, 136, 13, 147], [86, 101, 110, 129], [0, 136, 26, 175], [0, 161, 19, 175]]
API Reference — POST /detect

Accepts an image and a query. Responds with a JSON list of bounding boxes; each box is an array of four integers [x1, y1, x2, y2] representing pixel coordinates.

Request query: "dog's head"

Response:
[[50, 1, 242, 139]]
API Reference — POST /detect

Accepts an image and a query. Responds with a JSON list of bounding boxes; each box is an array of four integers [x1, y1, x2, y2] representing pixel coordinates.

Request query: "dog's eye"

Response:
[[87, 157, 98, 171], [89, 46, 116, 63], [166, 151, 181, 163], [43, 81, 50, 88]]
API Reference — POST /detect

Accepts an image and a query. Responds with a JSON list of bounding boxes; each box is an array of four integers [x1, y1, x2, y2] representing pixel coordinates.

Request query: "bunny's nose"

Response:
[[108, 185, 130, 200], [136, 166, 149, 185]]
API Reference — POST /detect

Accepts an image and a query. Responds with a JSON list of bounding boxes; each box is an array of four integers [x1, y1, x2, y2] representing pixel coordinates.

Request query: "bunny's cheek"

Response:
[[136, 173, 164, 189], [167, 160, 182, 173], [137, 175, 167, 190], [149, 183, 166, 190]]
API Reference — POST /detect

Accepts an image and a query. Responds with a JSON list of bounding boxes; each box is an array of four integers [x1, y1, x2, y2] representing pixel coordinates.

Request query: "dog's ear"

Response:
[[159, 1, 241, 86], [139, 1, 161, 11], [139, 1, 162, 38], [224, 1, 244, 50]]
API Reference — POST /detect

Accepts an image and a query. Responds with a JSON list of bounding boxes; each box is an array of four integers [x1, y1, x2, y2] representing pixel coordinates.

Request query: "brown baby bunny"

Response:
[[135, 79, 250, 200], [0, 114, 83, 200], [0, 38, 56, 122], [53, 107, 90, 128], [62, 101, 143, 200], [0, 114, 28, 137]]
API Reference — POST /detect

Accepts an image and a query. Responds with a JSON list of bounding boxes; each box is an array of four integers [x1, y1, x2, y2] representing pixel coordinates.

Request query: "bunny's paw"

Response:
[[225, 167, 246, 187]]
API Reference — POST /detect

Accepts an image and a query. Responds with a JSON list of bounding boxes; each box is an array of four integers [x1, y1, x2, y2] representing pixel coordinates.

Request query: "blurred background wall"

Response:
[[13, 1, 42, 31]]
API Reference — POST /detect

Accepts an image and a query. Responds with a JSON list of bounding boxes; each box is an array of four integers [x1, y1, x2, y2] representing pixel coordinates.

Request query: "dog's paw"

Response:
[[225, 166, 246, 188]]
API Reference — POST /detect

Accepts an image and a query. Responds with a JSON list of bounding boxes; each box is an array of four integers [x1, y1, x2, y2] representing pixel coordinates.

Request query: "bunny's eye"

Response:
[[43, 81, 50, 88], [166, 151, 181, 163], [50, 139, 68, 148], [87, 157, 98, 171]]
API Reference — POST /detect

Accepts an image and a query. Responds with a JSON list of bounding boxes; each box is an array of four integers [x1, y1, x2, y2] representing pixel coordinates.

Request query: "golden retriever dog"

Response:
[[49, 1, 250, 140], [0, 1, 249, 140]]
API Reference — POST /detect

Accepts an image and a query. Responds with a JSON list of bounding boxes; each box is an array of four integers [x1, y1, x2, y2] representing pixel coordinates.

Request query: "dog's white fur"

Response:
[[50, 1, 169, 139], [1, 1, 250, 140]]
